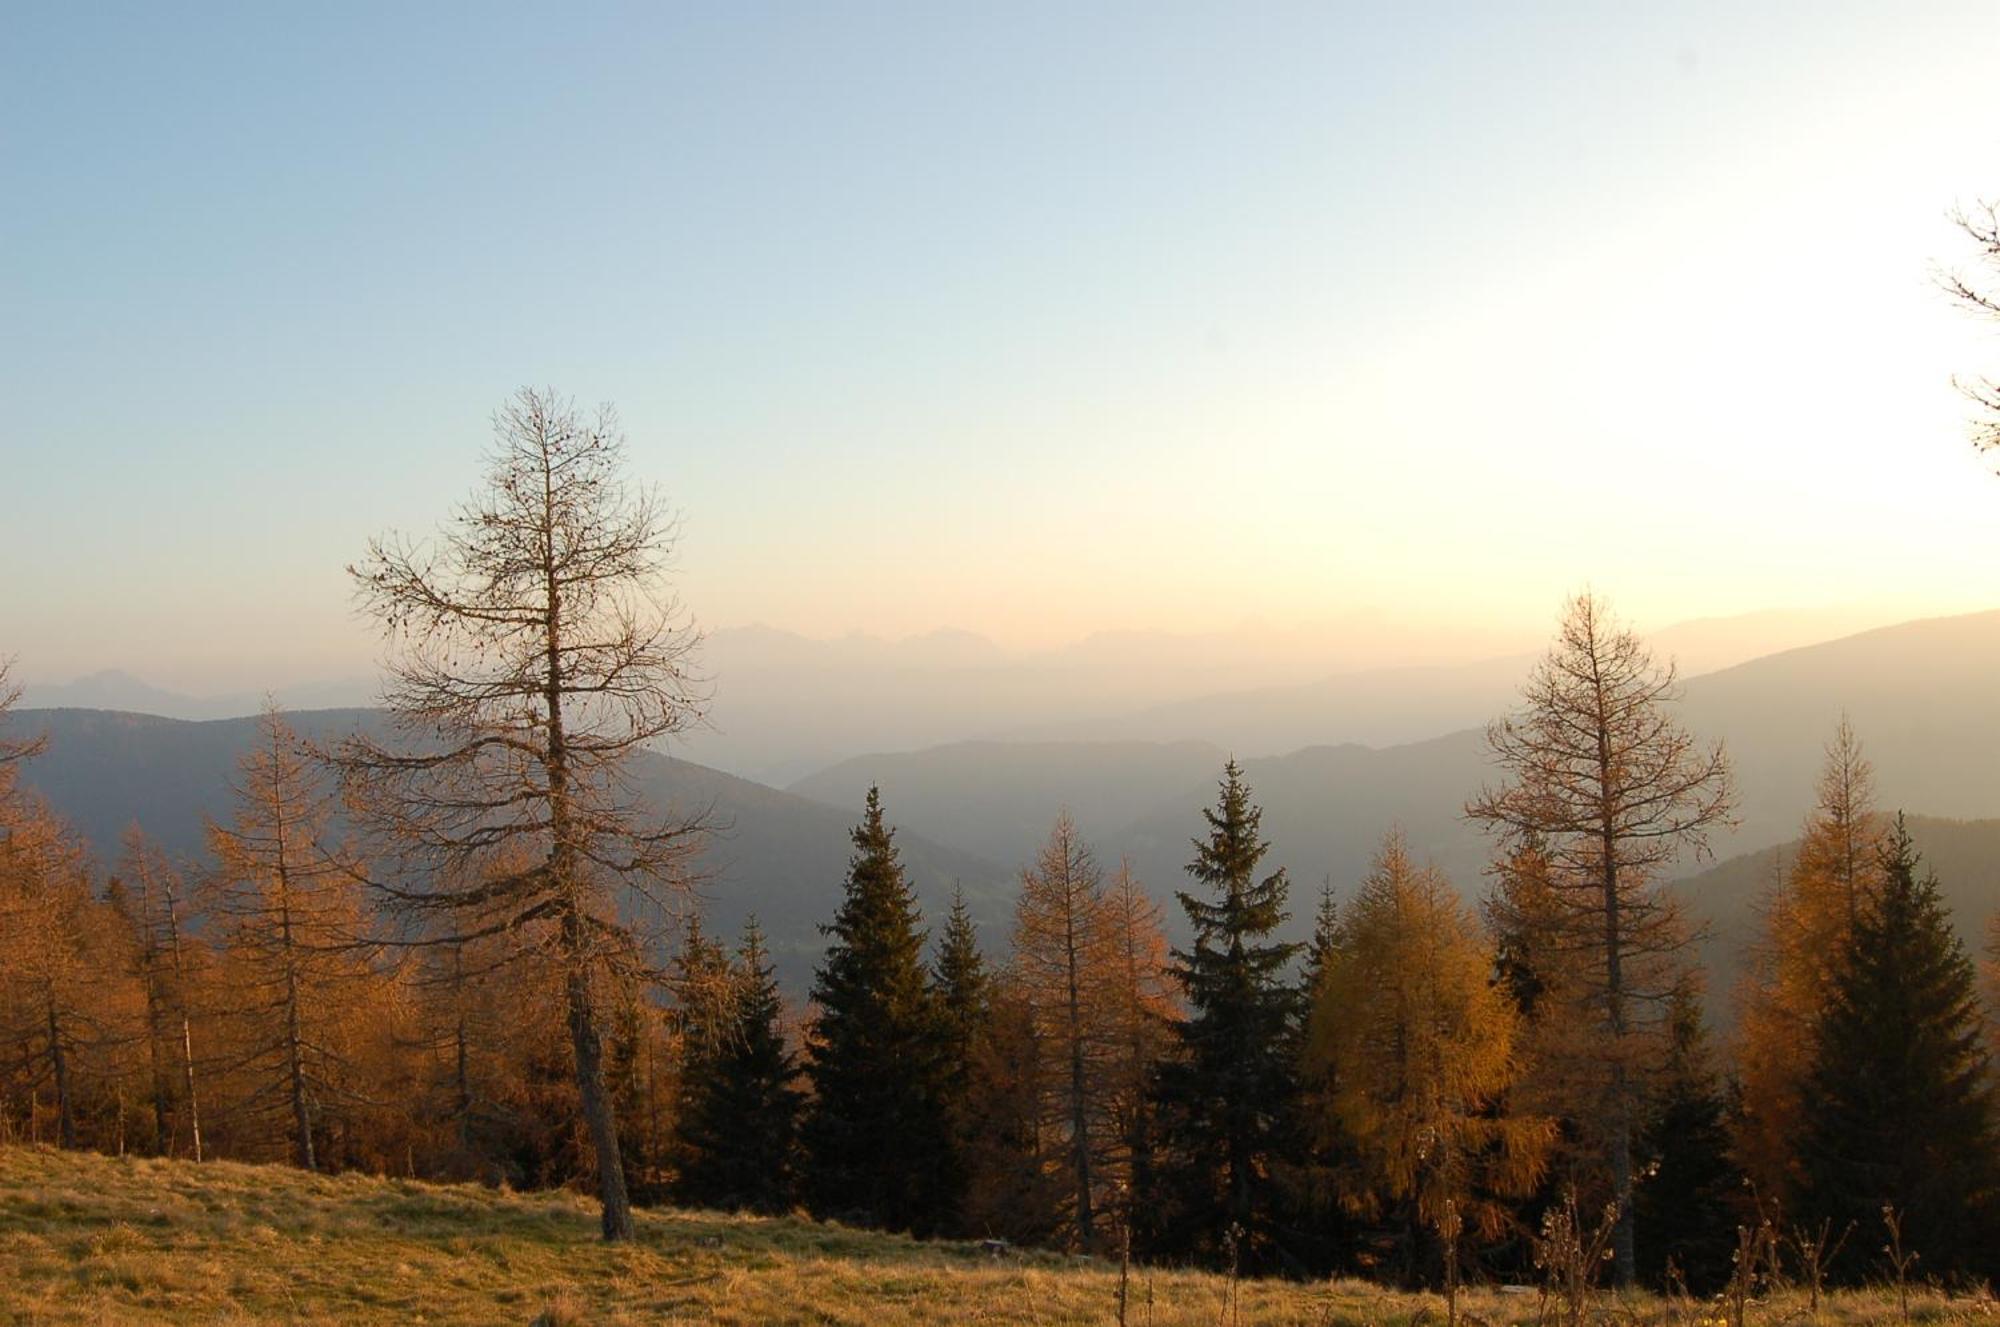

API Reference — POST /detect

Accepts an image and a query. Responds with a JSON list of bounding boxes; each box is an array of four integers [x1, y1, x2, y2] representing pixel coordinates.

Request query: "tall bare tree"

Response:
[[333, 388, 704, 1240], [1466, 592, 1733, 1284]]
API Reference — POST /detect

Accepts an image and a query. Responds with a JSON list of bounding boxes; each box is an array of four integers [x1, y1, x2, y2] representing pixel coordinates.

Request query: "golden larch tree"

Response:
[[112, 826, 206, 1160], [206, 707, 385, 1171], [0, 800, 122, 1149], [1099, 855, 1176, 1237], [1734, 717, 1887, 1200], [1307, 833, 1550, 1272], [1010, 810, 1121, 1250]]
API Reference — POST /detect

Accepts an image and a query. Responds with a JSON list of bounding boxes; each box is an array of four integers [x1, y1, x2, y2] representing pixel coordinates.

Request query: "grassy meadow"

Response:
[[0, 1146, 1990, 1326]]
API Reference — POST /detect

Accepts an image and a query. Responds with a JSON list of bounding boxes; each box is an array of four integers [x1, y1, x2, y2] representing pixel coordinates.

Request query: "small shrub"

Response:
[[530, 1287, 587, 1327]]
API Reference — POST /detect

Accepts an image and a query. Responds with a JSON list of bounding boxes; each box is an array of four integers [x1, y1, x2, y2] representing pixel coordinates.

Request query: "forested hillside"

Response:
[[1683, 813, 2000, 1010], [793, 610, 2000, 925]]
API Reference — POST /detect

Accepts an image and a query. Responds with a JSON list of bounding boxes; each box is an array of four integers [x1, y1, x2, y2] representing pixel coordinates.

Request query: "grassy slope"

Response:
[[0, 1148, 1990, 1327]]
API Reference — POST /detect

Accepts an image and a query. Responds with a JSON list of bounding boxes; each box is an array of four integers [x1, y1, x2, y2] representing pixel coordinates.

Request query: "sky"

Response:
[[7, 1, 2000, 693]]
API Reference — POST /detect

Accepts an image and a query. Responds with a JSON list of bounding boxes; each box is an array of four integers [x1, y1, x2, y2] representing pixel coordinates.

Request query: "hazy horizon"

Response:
[[13, 596, 1957, 697], [17, 598, 1977, 790]]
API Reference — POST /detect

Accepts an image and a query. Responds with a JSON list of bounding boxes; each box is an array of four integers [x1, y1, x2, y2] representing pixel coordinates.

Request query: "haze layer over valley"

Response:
[[20, 601, 1911, 786], [17, 606, 2000, 1002]]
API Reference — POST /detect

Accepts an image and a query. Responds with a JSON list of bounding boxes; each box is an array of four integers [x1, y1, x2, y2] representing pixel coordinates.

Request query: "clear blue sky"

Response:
[[7, 2, 2000, 690]]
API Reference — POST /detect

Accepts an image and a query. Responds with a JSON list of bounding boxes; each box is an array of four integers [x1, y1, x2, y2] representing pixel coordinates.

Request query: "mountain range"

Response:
[[21, 603, 1901, 787], [1680, 814, 2000, 1021], [0, 708, 1009, 989], [11, 608, 2000, 1001], [792, 609, 2000, 944]]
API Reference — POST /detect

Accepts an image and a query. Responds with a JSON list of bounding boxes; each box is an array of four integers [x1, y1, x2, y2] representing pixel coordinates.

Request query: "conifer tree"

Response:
[[1484, 834, 1565, 1023], [1148, 760, 1304, 1271], [333, 389, 705, 1239], [802, 787, 953, 1234], [961, 978, 1066, 1242], [1633, 987, 1741, 1294], [111, 827, 203, 1159], [1985, 913, 2000, 1062], [1307, 834, 1549, 1279], [674, 919, 803, 1214], [0, 800, 119, 1150], [1101, 860, 1175, 1247], [1467, 594, 1734, 1283], [206, 707, 385, 1172], [933, 886, 990, 1072], [1012, 811, 1118, 1250], [1736, 719, 1886, 1200], [1794, 817, 1998, 1281], [668, 914, 733, 1079], [1302, 878, 1343, 999], [1292, 875, 1358, 1277], [405, 933, 523, 1178], [931, 886, 990, 1233]]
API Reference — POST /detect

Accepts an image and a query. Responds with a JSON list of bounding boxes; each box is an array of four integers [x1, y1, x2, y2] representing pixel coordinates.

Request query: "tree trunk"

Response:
[[1066, 902, 1095, 1250], [268, 746, 318, 1173], [279, 888, 316, 1172], [143, 966, 172, 1154], [1601, 820, 1634, 1285], [165, 878, 203, 1162], [544, 518, 636, 1242], [1608, 1067, 1635, 1284], [179, 1012, 203, 1163], [285, 970, 316, 1171], [455, 1014, 472, 1152], [47, 997, 76, 1149], [563, 911, 635, 1241]]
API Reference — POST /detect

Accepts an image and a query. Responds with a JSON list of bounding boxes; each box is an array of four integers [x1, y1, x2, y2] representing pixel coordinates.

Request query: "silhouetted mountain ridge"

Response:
[[791, 609, 2000, 948], [0, 707, 1009, 990]]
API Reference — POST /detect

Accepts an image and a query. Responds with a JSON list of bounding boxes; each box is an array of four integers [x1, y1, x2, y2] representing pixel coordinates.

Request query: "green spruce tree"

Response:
[[1147, 759, 1304, 1271], [1301, 878, 1342, 999], [801, 787, 954, 1234], [1794, 816, 1998, 1282], [673, 919, 804, 1214], [929, 886, 990, 1235], [933, 886, 990, 1064], [1634, 987, 1742, 1294], [668, 915, 732, 1072]]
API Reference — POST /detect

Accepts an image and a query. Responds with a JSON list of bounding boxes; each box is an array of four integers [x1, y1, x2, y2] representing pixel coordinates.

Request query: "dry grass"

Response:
[[0, 1147, 1992, 1326]]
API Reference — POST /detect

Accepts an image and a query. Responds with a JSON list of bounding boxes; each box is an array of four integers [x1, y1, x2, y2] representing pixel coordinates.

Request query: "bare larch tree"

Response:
[[1466, 592, 1733, 1285], [1942, 200, 2000, 456], [332, 388, 704, 1241]]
